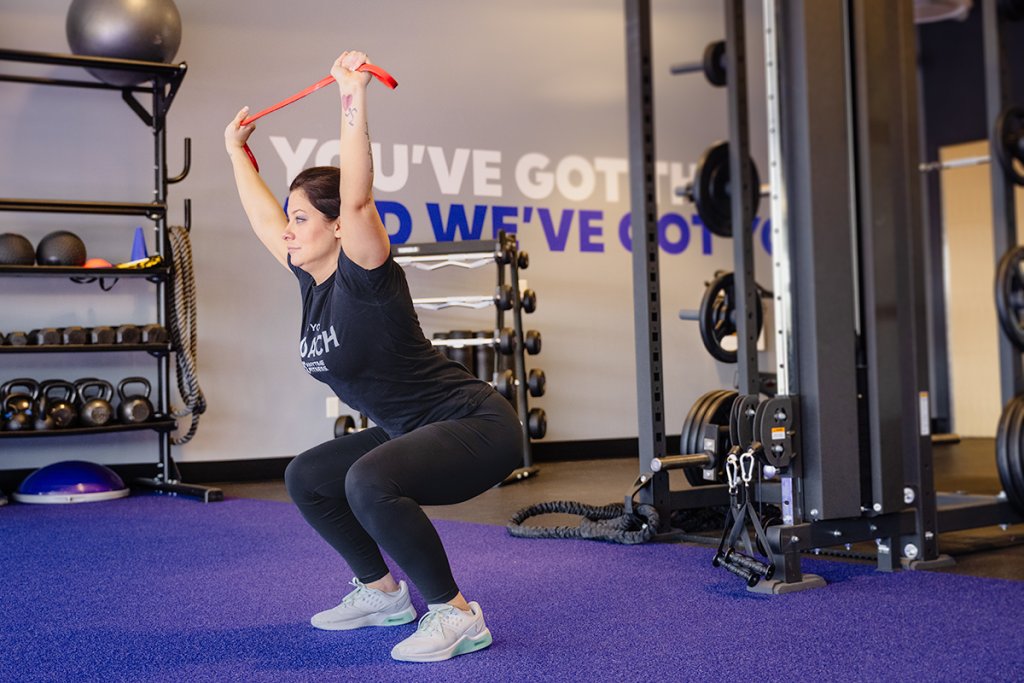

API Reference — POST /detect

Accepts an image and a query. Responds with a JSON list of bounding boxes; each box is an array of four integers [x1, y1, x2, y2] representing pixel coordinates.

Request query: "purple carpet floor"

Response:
[[1, 494, 1022, 682]]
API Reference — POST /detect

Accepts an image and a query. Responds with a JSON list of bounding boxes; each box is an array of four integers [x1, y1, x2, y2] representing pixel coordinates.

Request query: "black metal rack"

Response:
[[0, 48, 219, 502], [393, 231, 544, 484], [622, 0, 1024, 593]]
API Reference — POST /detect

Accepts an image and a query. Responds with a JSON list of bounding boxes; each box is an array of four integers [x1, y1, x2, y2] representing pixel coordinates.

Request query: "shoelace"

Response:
[[415, 606, 460, 637], [341, 578, 385, 608]]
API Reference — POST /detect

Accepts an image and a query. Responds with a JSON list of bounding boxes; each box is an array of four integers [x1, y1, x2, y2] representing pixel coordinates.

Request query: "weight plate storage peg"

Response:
[[996, 245, 1024, 350]]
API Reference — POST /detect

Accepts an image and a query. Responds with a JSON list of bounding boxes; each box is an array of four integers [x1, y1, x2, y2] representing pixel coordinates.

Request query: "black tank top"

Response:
[[290, 248, 493, 437]]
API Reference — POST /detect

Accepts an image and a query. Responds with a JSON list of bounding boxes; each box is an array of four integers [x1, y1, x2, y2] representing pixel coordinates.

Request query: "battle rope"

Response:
[[167, 225, 206, 445], [507, 500, 660, 545]]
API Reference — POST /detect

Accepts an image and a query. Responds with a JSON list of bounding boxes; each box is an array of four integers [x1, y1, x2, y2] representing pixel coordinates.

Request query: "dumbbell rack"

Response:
[[0, 48, 220, 501], [393, 230, 544, 484]]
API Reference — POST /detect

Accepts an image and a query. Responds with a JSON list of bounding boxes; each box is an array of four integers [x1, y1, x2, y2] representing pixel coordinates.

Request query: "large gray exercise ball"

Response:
[[66, 0, 182, 87]]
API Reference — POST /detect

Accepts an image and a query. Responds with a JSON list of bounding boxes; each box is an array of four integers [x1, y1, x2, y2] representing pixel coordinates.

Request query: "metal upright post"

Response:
[[153, 77, 172, 485], [775, 0, 862, 523], [623, 0, 671, 523], [724, 0, 760, 398]]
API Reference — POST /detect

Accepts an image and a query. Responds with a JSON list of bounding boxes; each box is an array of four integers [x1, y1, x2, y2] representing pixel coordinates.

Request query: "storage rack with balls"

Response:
[[621, 0, 1024, 593], [391, 231, 545, 484], [0, 48, 218, 502]]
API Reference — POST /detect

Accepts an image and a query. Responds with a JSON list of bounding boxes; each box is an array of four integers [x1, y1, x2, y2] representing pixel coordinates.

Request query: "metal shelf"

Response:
[[0, 198, 166, 218], [0, 419, 177, 439], [0, 343, 170, 355], [0, 48, 186, 97], [0, 265, 167, 280]]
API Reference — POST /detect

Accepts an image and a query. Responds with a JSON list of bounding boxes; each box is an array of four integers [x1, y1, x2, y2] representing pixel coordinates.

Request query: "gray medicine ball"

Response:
[[0, 233, 36, 265], [36, 231, 88, 267]]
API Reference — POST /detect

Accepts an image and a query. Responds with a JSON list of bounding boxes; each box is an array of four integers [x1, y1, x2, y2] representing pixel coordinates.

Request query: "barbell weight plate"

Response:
[[684, 389, 732, 458], [999, 396, 1024, 512], [679, 390, 721, 463], [729, 393, 743, 446], [699, 272, 765, 363], [684, 389, 737, 488], [996, 245, 1024, 351], [692, 141, 762, 238], [1001, 395, 1024, 512], [701, 40, 727, 87], [993, 105, 1024, 186]]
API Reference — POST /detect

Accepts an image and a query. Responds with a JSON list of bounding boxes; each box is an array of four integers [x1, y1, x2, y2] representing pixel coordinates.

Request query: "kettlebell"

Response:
[[33, 391, 55, 431], [1, 378, 39, 431], [39, 380, 78, 428], [77, 378, 114, 427], [117, 377, 153, 424]]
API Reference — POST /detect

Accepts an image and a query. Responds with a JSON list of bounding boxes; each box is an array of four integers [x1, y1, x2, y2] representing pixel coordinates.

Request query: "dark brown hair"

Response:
[[289, 166, 340, 220]]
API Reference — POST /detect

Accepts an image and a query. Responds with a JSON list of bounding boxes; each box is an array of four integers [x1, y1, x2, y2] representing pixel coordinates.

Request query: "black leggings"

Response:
[[284, 392, 522, 604]]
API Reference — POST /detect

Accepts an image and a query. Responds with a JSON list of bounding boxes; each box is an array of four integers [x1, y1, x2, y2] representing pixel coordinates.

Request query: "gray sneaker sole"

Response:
[[391, 627, 493, 662], [311, 606, 417, 631]]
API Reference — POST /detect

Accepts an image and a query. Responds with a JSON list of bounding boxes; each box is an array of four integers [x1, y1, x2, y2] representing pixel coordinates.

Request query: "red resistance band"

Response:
[[241, 64, 398, 171]]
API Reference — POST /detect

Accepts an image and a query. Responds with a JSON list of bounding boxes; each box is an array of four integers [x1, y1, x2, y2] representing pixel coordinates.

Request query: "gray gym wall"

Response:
[[0, 0, 773, 470]]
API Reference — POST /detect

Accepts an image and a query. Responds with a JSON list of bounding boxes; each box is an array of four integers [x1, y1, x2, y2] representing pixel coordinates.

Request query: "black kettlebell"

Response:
[[39, 380, 78, 428], [77, 378, 114, 427], [117, 377, 153, 424], [1, 378, 39, 431]]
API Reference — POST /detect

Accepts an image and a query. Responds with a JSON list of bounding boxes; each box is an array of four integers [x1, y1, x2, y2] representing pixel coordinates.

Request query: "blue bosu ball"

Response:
[[13, 460, 130, 505]]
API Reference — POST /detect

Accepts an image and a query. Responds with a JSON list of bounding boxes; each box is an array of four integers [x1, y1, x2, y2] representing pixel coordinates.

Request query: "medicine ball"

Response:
[[0, 233, 36, 265], [65, 0, 183, 87], [36, 231, 87, 267]]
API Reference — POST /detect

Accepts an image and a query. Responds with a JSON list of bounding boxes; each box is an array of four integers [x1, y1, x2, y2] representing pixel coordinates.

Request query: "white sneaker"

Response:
[[390, 601, 493, 662], [310, 578, 417, 631]]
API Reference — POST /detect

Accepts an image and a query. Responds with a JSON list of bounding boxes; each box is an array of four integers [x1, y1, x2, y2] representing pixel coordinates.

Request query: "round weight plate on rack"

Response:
[[685, 389, 733, 457], [683, 389, 737, 488], [993, 105, 1024, 186], [679, 390, 720, 462], [699, 272, 765, 363], [691, 141, 762, 238], [997, 395, 1024, 513], [729, 394, 759, 449], [701, 40, 726, 87], [996, 245, 1024, 350]]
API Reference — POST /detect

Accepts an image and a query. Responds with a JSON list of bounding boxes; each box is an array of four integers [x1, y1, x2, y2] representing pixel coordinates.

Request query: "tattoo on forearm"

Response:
[[342, 94, 357, 128]]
